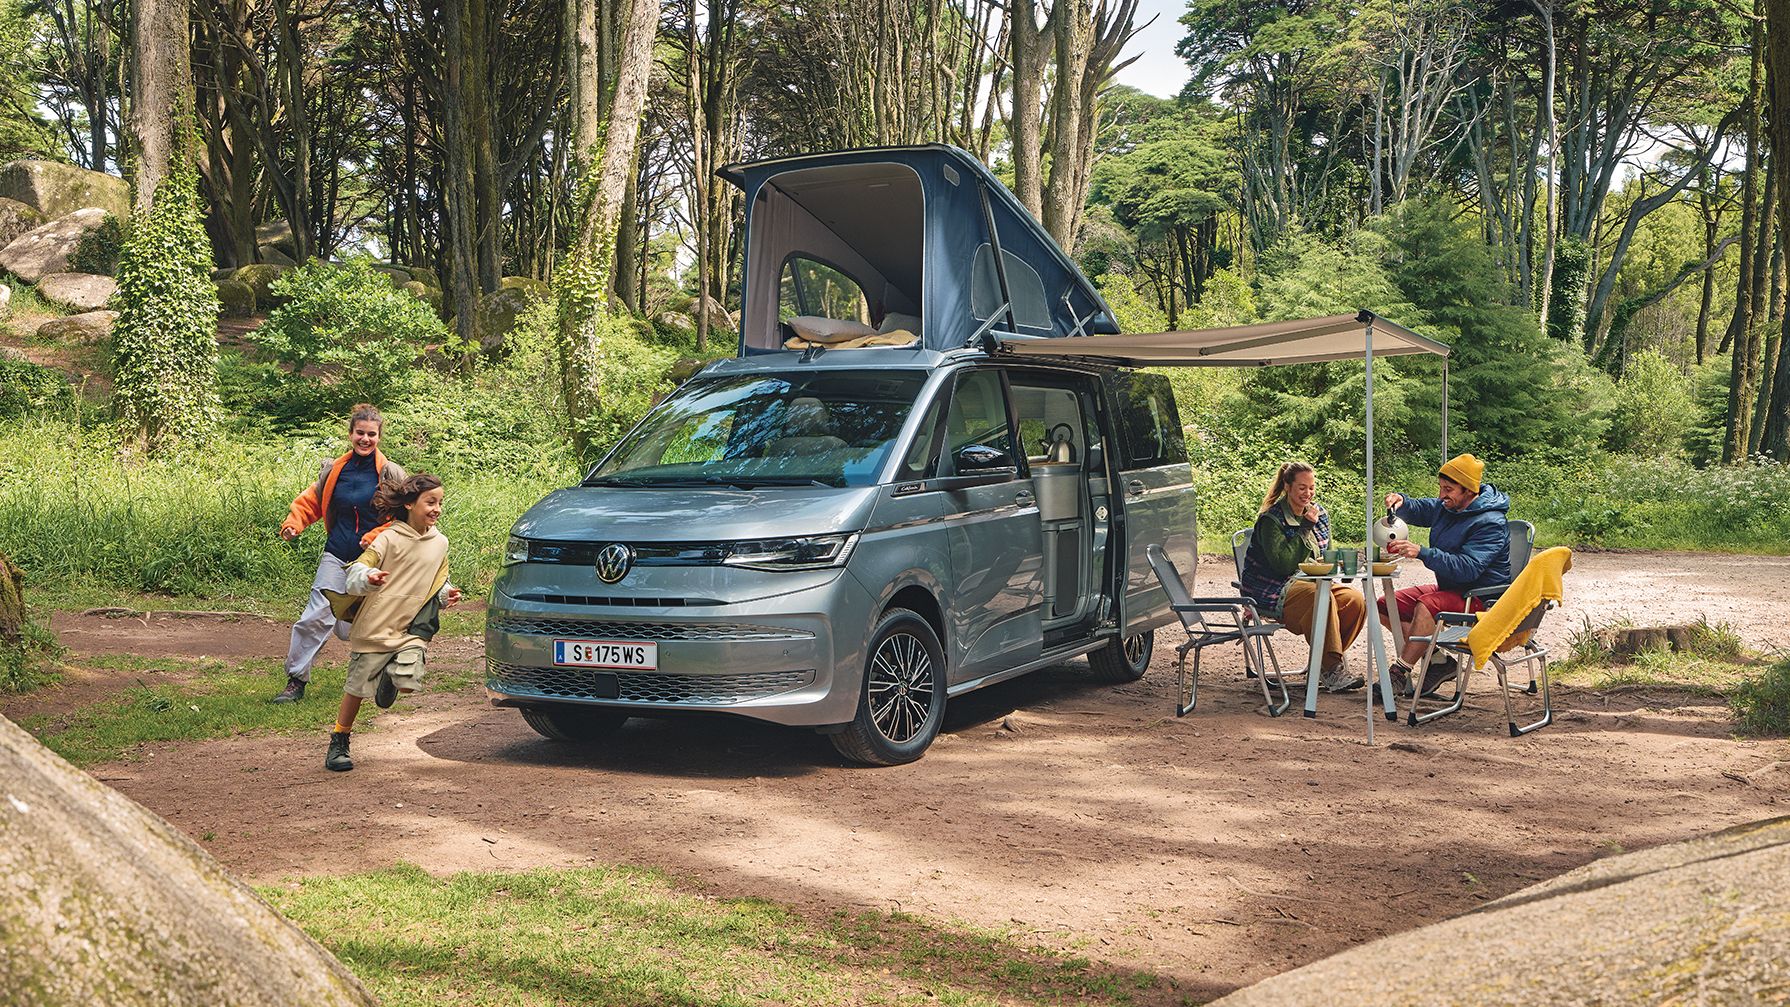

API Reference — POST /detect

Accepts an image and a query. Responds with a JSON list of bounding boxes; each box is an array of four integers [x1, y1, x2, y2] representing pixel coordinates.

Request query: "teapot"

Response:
[[1371, 507, 1409, 550]]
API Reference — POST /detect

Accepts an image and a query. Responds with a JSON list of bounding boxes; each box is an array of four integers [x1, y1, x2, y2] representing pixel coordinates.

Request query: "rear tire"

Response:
[[1088, 629, 1153, 682], [520, 704, 629, 743], [831, 608, 947, 766]]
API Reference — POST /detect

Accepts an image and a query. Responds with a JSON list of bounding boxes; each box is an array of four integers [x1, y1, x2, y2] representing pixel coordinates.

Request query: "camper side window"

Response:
[[970, 244, 1051, 329], [1113, 373, 1186, 468], [780, 255, 871, 324]]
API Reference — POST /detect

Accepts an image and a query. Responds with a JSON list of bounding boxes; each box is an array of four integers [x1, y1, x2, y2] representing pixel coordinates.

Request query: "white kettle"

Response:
[[1372, 508, 1409, 550]]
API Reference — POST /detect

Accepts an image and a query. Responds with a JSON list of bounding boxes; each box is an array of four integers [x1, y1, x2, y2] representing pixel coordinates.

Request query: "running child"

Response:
[[321, 473, 461, 772]]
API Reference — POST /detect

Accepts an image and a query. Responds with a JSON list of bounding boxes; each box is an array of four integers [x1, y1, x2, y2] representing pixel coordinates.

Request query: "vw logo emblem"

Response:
[[594, 543, 634, 584]]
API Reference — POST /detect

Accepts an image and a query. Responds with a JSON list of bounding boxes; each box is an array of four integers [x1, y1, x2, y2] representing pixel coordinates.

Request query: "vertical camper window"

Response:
[[1113, 373, 1187, 467], [970, 244, 1051, 329], [780, 255, 871, 324]]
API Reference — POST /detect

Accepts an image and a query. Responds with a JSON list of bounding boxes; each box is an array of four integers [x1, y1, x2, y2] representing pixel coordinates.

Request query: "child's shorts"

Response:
[[344, 647, 427, 699]]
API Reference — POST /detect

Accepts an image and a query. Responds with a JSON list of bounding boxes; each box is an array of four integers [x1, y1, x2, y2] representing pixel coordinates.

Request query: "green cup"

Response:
[[1339, 548, 1359, 576]]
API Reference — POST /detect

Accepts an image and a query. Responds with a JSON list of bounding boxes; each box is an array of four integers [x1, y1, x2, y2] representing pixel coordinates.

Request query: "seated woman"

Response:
[[1238, 462, 1367, 693]]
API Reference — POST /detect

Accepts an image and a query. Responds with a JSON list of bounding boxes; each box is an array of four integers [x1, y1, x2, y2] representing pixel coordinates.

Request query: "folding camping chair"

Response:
[[1405, 545, 1568, 737], [1407, 519, 1539, 695], [1145, 543, 1291, 718]]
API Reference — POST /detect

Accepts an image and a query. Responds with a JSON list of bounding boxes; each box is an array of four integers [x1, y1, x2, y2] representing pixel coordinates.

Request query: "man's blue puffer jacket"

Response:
[[1395, 482, 1512, 594]]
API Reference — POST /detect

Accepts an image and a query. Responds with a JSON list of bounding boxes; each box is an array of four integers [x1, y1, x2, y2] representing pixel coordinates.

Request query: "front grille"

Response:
[[509, 593, 719, 608], [487, 659, 813, 705], [489, 616, 812, 642]]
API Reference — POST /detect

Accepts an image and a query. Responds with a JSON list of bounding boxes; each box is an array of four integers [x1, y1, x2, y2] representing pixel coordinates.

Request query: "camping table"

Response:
[[1295, 567, 1404, 723]]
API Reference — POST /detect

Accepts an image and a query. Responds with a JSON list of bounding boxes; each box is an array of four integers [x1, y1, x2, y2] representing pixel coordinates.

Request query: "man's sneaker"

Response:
[[374, 670, 397, 709], [1419, 656, 1460, 698], [271, 677, 306, 704], [324, 731, 353, 772], [1319, 657, 1365, 693], [1391, 663, 1414, 697]]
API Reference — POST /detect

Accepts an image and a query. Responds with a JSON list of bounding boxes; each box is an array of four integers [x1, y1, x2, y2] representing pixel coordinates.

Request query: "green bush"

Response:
[[257, 258, 449, 410], [0, 357, 74, 418], [1607, 349, 1695, 456], [0, 620, 61, 694], [67, 213, 126, 275], [1731, 656, 1790, 736]]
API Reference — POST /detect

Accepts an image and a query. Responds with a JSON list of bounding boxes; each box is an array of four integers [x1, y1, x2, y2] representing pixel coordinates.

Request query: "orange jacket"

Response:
[[281, 450, 406, 547]]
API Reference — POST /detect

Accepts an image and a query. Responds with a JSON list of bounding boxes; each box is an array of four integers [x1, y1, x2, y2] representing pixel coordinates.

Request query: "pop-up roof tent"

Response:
[[718, 144, 1119, 354]]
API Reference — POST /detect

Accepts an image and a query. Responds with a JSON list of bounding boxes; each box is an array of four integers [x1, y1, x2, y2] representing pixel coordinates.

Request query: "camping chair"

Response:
[[1408, 519, 1540, 694], [1406, 545, 1569, 736], [1147, 544, 1290, 717], [1231, 528, 1309, 688]]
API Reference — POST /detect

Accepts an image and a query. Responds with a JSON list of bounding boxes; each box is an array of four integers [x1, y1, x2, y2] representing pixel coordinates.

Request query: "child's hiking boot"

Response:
[[271, 676, 306, 703], [324, 731, 353, 772], [374, 670, 397, 709]]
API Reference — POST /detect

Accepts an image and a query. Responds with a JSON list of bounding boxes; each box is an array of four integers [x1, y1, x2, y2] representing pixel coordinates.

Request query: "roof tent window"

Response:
[[780, 256, 871, 324], [741, 162, 924, 351], [971, 243, 1050, 330]]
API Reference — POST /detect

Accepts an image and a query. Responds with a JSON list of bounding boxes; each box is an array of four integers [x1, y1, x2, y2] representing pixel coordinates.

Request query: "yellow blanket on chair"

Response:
[[1465, 545, 1572, 667]]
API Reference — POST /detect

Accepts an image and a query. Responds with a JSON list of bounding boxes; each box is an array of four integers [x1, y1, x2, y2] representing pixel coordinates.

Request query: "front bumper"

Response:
[[482, 571, 869, 727]]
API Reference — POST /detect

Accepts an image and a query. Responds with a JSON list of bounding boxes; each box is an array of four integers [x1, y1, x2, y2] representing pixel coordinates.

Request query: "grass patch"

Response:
[[1732, 656, 1790, 737], [1551, 616, 1788, 732], [264, 864, 1168, 1007], [1, 620, 63, 693]]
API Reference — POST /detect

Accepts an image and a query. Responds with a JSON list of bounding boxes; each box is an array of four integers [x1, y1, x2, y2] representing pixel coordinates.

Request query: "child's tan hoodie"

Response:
[[326, 521, 451, 653]]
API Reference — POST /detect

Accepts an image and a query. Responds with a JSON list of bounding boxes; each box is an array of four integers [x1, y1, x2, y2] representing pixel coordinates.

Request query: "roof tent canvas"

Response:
[[719, 144, 1118, 355]]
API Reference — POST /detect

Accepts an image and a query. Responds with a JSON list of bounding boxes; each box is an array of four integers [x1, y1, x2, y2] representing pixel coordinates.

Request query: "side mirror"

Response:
[[955, 443, 1014, 474]]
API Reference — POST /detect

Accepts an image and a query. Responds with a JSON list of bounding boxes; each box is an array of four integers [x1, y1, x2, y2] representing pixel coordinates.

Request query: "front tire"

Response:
[[831, 608, 947, 766], [1088, 629, 1153, 682], [520, 704, 629, 743]]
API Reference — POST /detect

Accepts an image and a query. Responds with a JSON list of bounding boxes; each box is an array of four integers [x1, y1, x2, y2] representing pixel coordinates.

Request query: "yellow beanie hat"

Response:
[[1438, 453, 1484, 495]]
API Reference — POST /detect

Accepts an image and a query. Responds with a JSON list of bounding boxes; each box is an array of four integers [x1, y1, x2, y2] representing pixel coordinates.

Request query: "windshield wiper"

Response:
[[584, 474, 840, 489]]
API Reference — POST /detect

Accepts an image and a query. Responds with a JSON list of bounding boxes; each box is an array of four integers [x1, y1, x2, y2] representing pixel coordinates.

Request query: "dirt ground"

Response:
[[18, 550, 1790, 1003]]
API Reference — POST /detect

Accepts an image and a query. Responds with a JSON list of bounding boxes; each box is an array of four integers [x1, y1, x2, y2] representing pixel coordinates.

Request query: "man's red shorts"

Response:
[[1379, 584, 1484, 622]]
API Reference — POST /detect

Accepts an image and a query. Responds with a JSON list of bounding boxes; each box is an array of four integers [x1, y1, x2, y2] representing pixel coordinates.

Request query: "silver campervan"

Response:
[[485, 146, 1196, 764]]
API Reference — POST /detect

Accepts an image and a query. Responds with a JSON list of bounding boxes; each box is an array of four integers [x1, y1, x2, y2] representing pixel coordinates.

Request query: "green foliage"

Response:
[[0, 357, 74, 418], [1095, 272, 1166, 332], [1731, 656, 1790, 736], [0, 0, 59, 160], [0, 619, 61, 694], [1683, 355, 1732, 465], [1546, 235, 1593, 344], [1607, 349, 1696, 456], [256, 258, 448, 411], [1499, 453, 1790, 551], [67, 213, 126, 275], [110, 158, 222, 452], [1179, 267, 1255, 329], [1377, 197, 1610, 459]]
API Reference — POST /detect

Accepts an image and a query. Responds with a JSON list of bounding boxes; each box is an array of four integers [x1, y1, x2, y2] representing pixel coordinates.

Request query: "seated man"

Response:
[[1379, 453, 1511, 697]]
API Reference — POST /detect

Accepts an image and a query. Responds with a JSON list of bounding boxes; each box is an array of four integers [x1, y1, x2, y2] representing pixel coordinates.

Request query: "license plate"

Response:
[[552, 639, 658, 670]]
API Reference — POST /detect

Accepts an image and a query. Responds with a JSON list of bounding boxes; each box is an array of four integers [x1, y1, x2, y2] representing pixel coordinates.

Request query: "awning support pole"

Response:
[[1362, 318, 1398, 742]]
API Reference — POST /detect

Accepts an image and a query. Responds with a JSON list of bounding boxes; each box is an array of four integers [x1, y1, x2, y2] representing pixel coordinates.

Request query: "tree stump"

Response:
[[0, 714, 377, 1005], [1594, 624, 1697, 658], [0, 551, 25, 645]]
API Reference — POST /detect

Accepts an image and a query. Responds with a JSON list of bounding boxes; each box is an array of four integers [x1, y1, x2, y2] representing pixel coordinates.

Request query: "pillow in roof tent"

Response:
[[787, 315, 878, 344], [878, 312, 922, 335]]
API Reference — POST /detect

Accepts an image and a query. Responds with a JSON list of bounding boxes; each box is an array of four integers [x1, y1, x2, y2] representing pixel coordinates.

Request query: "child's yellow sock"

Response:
[[333, 722, 352, 735]]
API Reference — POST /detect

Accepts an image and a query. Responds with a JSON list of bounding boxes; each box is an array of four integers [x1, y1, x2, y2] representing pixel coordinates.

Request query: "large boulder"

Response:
[[499, 275, 548, 293], [253, 220, 297, 259], [0, 207, 110, 283], [406, 264, 441, 289], [232, 263, 291, 307], [36, 309, 117, 344], [215, 277, 256, 317], [256, 243, 297, 267], [473, 282, 547, 354], [0, 197, 44, 248], [37, 271, 117, 312], [0, 714, 378, 1006], [0, 160, 130, 221], [400, 279, 442, 316], [1211, 816, 1790, 1006]]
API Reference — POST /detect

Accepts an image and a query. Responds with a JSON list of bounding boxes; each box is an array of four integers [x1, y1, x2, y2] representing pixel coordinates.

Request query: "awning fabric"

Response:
[[995, 310, 1449, 367]]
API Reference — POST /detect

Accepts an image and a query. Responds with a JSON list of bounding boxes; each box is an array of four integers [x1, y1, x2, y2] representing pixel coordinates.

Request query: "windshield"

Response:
[[589, 370, 929, 488]]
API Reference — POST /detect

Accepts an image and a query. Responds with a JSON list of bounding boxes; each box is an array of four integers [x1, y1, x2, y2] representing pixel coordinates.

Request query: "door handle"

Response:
[[1126, 480, 1145, 497], [1015, 488, 1036, 507]]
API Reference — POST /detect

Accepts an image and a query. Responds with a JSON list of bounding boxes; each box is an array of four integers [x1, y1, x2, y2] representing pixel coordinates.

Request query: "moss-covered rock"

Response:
[[0, 159, 130, 220], [215, 277, 256, 317], [499, 275, 548, 294], [254, 220, 297, 259], [400, 279, 443, 317], [406, 264, 441, 289], [0, 207, 109, 283], [0, 197, 44, 248], [35, 309, 117, 344], [256, 243, 297, 267], [373, 264, 412, 287], [473, 283, 548, 355], [232, 263, 292, 307]]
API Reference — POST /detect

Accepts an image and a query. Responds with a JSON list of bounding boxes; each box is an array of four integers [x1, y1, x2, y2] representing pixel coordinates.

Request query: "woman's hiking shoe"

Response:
[[374, 670, 397, 709], [324, 732, 353, 772], [271, 677, 306, 703], [1319, 657, 1365, 692]]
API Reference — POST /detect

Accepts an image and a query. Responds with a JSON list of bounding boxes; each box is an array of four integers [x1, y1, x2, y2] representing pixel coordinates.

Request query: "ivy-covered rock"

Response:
[[0, 197, 42, 248], [232, 263, 292, 306], [474, 284, 548, 355], [37, 271, 117, 311], [35, 309, 117, 344], [0, 159, 130, 220], [0, 207, 109, 283], [215, 277, 256, 317]]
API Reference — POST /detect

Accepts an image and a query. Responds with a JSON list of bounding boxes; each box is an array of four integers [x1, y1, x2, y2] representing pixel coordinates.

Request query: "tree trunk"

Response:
[[1008, 0, 1045, 220], [129, 0, 190, 213], [1533, 0, 1559, 337], [443, 0, 483, 345], [1762, 0, 1790, 460], [0, 553, 23, 646]]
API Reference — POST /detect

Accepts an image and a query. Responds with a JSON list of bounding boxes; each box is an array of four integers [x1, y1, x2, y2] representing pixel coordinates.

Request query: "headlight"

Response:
[[722, 533, 857, 571], [502, 534, 530, 566]]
